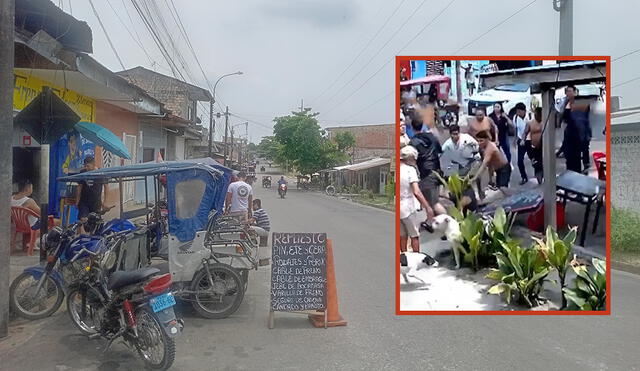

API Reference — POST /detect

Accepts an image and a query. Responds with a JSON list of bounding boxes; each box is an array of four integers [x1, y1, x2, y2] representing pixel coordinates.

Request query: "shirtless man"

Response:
[[467, 106, 498, 199], [471, 130, 512, 195], [524, 107, 544, 184]]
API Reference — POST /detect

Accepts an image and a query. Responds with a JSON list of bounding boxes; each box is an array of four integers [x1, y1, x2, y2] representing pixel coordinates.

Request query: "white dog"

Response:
[[400, 252, 438, 283], [430, 214, 465, 269]]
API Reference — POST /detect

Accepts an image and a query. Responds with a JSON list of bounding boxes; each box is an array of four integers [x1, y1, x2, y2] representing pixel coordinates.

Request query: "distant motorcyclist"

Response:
[[277, 176, 287, 186]]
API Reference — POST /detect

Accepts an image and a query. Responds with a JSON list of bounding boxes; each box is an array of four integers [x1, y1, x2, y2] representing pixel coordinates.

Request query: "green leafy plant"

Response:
[[486, 241, 550, 307], [533, 226, 576, 309], [458, 211, 485, 271], [384, 180, 395, 204], [359, 189, 375, 200], [483, 207, 516, 261], [433, 172, 473, 213], [562, 258, 607, 311]]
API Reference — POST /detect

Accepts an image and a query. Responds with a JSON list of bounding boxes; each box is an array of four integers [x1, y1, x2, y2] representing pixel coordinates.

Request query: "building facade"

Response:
[[325, 124, 394, 162]]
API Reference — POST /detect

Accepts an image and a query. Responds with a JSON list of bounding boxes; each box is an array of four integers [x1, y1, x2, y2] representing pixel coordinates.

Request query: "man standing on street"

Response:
[[75, 156, 108, 221], [513, 103, 530, 185], [463, 63, 476, 96], [408, 111, 446, 220], [225, 171, 253, 222]]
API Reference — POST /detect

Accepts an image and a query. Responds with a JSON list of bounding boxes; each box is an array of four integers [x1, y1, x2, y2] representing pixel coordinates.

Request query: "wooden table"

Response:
[[555, 170, 606, 247]]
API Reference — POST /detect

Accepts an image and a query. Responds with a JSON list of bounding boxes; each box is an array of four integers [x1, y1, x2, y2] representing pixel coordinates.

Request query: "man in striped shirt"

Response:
[[250, 199, 270, 237]]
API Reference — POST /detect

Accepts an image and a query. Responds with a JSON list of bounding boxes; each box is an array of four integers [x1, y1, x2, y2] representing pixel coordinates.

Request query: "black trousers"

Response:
[[517, 140, 529, 181]]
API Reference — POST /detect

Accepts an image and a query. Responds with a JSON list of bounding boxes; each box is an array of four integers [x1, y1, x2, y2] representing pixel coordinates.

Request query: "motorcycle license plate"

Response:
[[150, 293, 176, 313]]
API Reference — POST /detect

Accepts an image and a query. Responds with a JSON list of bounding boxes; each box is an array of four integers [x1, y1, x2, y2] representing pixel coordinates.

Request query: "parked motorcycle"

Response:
[[9, 221, 114, 320], [66, 235, 182, 370], [278, 183, 287, 199]]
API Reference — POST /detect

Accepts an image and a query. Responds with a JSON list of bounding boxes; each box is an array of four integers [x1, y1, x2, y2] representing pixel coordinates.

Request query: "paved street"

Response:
[[1, 165, 639, 370]]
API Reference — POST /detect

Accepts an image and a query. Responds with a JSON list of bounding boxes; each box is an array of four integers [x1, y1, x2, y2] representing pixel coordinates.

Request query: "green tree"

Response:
[[272, 109, 346, 175], [334, 131, 356, 152]]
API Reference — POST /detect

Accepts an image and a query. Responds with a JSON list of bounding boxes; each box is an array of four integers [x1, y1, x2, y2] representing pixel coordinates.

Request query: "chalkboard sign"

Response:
[[270, 232, 327, 312]]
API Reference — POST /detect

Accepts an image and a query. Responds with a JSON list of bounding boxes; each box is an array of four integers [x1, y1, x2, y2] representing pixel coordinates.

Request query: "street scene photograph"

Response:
[[398, 58, 609, 312], [1, 0, 640, 370]]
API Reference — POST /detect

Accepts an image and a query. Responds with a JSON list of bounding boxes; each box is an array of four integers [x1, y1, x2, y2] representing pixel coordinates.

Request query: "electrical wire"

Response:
[[450, 0, 538, 54], [344, 90, 394, 123], [104, 0, 155, 66], [88, 0, 127, 70], [322, 0, 457, 118], [311, 0, 406, 104]]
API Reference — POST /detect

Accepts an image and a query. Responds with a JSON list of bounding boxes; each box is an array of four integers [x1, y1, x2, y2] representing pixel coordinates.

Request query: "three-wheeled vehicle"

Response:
[[59, 158, 260, 319], [400, 75, 452, 102], [262, 175, 271, 188]]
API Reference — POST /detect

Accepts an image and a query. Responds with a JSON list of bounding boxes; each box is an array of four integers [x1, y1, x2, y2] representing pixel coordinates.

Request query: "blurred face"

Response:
[[23, 184, 33, 196], [69, 135, 77, 153], [493, 103, 502, 114], [477, 137, 488, 149], [450, 130, 460, 143], [475, 109, 485, 121], [85, 161, 96, 171], [565, 87, 576, 100], [534, 110, 542, 122], [517, 109, 526, 118], [252, 203, 259, 211]]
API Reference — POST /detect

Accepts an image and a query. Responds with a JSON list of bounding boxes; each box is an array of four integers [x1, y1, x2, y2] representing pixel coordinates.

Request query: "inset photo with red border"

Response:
[[396, 56, 610, 315]]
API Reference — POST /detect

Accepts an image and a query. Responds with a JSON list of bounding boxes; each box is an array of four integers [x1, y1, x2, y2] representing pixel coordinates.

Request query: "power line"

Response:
[[311, 0, 406, 104], [613, 48, 640, 62], [344, 90, 393, 122], [319, 0, 428, 109], [104, 0, 155, 66], [612, 75, 640, 89], [88, 0, 126, 70], [322, 0, 457, 117], [450, 0, 538, 54]]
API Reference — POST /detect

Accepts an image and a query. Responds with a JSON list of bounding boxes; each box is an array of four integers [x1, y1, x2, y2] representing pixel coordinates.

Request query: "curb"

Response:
[[611, 261, 640, 276]]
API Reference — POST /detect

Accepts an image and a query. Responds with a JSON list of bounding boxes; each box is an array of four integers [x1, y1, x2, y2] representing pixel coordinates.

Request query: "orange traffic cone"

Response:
[[309, 239, 347, 328]]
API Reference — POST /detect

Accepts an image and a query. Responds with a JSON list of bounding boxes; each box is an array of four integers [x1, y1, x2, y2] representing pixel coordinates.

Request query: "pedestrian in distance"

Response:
[[463, 63, 476, 96], [524, 107, 544, 184], [489, 102, 514, 164], [225, 171, 253, 222], [399, 145, 434, 253], [513, 102, 530, 185]]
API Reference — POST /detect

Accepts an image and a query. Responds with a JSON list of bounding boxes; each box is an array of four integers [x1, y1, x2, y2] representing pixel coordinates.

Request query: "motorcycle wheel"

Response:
[[190, 263, 244, 319], [66, 288, 101, 336], [134, 307, 176, 370], [9, 272, 64, 320]]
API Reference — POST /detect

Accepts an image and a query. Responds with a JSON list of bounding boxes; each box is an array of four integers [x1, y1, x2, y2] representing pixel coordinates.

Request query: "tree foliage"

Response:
[[334, 131, 356, 151], [260, 109, 349, 175]]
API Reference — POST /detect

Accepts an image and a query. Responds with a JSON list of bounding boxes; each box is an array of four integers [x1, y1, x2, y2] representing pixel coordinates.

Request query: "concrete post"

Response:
[[0, 0, 14, 339], [542, 88, 557, 228]]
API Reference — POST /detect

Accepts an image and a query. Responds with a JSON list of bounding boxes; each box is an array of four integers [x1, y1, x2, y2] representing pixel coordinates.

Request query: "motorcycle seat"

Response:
[[108, 267, 160, 291]]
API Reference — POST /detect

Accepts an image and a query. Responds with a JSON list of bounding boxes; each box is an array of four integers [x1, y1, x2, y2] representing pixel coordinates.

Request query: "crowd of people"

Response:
[[398, 83, 593, 254]]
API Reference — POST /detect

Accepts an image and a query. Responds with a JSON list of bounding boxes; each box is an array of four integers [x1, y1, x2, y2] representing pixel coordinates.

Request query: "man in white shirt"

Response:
[[441, 124, 479, 176], [400, 145, 434, 253], [225, 171, 253, 222], [513, 102, 530, 185]]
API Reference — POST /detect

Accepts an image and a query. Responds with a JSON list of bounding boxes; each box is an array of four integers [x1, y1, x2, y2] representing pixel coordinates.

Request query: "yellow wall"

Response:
[[13, 70, 96, 122]]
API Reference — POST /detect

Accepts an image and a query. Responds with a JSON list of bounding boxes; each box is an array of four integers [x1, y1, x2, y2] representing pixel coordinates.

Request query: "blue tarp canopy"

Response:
[[58, 158, 231, 182], [58, 158, 233, 242]]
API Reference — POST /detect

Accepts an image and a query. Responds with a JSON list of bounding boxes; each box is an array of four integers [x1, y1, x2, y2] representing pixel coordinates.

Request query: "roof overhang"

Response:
[[480, 61, 607, 91]]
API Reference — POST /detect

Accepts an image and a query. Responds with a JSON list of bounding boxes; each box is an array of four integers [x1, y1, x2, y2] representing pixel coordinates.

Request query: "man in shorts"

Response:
[[225, 171, 253, 222], [399, 145, 434, 253], [75, 156, 108, 221], [471, 130, 512, 195]]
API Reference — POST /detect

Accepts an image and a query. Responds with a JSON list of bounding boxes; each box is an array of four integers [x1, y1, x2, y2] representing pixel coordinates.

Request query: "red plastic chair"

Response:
[[593, 152, 606, 180], [11, 206, 40, 255]]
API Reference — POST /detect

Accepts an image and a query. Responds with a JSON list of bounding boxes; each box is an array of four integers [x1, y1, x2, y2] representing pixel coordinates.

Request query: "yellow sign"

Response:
[[13, 71, 95, 122]]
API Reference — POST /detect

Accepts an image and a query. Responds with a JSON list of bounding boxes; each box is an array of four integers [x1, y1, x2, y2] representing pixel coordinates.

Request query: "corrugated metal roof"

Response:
[[338, 157, 390, 171]]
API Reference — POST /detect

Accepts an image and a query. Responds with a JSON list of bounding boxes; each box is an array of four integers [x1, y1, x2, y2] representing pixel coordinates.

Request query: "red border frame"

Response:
[[395, 55, 611, 315]]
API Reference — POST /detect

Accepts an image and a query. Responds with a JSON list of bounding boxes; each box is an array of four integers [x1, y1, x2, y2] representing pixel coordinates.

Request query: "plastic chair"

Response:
[[593, 152, 606, 180], [11, 206, 40, 255]]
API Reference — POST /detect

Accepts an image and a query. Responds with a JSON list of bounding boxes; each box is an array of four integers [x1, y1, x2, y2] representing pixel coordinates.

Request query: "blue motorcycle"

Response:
[[8, 214, 130, 320]]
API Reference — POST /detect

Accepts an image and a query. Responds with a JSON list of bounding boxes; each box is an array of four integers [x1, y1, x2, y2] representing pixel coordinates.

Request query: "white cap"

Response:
[[400, 145, 418, 160]]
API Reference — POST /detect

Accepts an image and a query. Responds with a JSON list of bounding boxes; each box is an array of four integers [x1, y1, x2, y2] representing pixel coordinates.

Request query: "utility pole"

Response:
[[229, 127, 234, 166], [208, 99, 214, 158], [223, 106, 229, 166], [455, 60, 463, 105], [0, 0, 15, 339], [553, 0, 573, 55]]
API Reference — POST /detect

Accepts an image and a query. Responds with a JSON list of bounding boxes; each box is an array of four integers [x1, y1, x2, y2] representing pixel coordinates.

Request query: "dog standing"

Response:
[[430, 214, 466, 269], [400, 252, 438, 283]]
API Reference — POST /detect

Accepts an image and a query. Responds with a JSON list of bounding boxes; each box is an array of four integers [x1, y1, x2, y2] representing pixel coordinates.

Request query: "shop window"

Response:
[[143, 148, 154, 162]]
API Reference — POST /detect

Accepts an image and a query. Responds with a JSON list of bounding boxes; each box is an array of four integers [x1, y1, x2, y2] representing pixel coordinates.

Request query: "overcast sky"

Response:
[[63, 0, 639, 142]]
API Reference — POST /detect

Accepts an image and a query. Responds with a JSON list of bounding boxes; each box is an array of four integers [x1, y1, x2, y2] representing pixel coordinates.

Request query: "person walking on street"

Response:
[[399, 145, 434, 253], [225, 171, 253, 222], [489, 102, 514, 164], [467, 107, 498, 198], [408, 111, 447, 218], [463, 63, 476, 96], [513, 103, 530, 185]]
